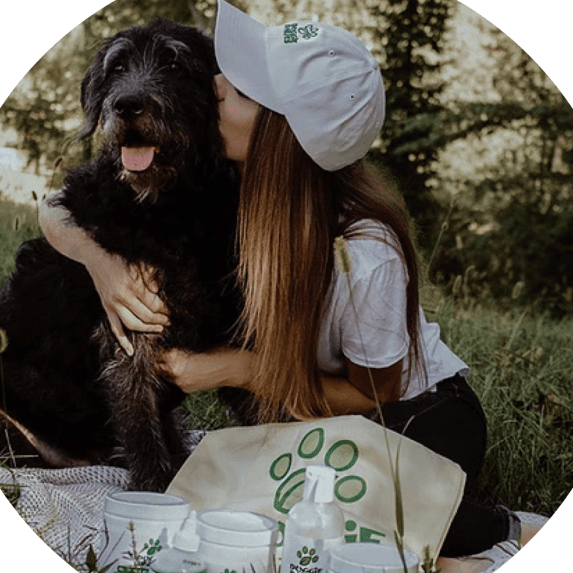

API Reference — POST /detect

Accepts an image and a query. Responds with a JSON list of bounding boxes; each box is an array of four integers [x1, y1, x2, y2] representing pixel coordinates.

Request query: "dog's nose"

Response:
[[114, 94, 145, 118]]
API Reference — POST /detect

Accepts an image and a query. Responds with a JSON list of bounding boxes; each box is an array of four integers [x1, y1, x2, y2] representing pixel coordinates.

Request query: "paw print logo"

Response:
[[269, 427, 366, 514], [143, 539, 162, 556], [298, 24, 319, 40], [297, 546, 319, 566]]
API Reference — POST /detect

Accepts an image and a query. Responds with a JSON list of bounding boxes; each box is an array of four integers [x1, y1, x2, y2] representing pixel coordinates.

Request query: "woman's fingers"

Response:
[[102, 270, 167, 354], [136, 287, 169, 321], [102, 264, 168, 328], [132, 265, 170, 320], [105, 307, 134, 357], [123, 293, 168, 329], [140, 264, 160, 294], [104, 301, 164, 356], [84, 248, 170, 350]]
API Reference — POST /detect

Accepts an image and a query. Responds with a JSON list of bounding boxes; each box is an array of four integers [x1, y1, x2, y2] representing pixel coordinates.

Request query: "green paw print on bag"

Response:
[[269, 427, 366, 514]]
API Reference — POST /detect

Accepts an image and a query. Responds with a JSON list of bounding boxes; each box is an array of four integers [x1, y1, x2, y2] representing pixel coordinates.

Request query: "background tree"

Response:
[[432, 15, 573, 315], [366, 0, 453, 248]]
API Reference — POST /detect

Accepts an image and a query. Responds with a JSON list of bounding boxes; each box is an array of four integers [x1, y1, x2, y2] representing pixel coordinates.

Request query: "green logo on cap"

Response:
[[299, 24, 319, 40], [284, 23, 298, 44], [283, 23, 319, 44]]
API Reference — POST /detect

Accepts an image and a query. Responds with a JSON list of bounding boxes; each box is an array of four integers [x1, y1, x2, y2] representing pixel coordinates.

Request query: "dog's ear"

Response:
[[76, 38, 112, 141], [77, 74, 101, 141]]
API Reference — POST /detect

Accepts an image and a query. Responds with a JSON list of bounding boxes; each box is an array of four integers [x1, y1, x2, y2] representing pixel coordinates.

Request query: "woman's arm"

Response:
[[161, 345, 401, 417], [320, 359, 402, 416], [159, 347, 254, 393], [39, 193, 169, 355], [39, 192, 104, 265]]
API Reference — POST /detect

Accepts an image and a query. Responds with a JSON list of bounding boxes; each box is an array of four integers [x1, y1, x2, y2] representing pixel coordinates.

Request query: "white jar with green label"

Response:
[[281, 466, 345, 573], [100, 491, 190, 573]]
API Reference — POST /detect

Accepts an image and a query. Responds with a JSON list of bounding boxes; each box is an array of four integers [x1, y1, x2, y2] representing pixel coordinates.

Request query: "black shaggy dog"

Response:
[[0, 20, 247, 492]]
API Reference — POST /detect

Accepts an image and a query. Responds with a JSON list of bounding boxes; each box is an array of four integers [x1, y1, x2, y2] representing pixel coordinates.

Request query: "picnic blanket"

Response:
[[0, 464, 130, 568], [0, 430, 548, 572]]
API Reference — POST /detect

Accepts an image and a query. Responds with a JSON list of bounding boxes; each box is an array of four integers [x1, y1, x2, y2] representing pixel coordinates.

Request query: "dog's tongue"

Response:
[[121, 146, 156, 171]]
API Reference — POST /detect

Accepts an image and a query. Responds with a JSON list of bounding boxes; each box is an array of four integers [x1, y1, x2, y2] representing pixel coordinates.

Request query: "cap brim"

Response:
[[214, 0, 282, 113]]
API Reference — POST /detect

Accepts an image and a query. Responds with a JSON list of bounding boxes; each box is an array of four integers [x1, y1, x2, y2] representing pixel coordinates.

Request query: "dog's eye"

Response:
[[158, 59, 183, 75], [112, 63, 126, 74]]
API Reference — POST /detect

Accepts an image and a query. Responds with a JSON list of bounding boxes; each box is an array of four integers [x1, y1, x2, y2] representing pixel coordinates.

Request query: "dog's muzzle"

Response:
[[109, 94, 161, 173]]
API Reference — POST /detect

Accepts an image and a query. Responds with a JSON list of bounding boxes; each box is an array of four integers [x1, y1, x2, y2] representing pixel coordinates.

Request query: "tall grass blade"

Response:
[[334, 236, 410, 572]]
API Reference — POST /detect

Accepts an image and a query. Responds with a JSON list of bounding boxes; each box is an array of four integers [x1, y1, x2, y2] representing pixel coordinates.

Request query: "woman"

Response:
[[40, 1, 540, 568]]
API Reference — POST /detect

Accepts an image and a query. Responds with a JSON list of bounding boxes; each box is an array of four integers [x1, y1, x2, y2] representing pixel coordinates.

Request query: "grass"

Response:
[[183, 390, 231, 430], [0, 194, 42, 286], [0, 196, 44, 493], [430, 299, 573, 518]]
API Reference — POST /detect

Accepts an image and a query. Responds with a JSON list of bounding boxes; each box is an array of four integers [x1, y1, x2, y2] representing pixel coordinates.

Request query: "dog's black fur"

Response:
[[0, 19, 248, 492]]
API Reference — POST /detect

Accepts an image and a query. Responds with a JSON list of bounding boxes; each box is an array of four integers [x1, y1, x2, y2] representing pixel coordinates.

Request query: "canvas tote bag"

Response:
[[167, 415, 466, 560]]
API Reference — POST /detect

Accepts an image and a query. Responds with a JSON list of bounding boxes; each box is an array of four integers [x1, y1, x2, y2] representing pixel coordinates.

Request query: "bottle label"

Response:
[[281, 534, 343, 573]]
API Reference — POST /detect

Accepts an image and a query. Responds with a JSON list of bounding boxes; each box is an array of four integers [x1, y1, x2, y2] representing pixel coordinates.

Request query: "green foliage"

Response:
[[430, 29, 573, 316], [367, 0, 454, 245], [439, 199, 573, 317], [371, 3, 573, 315], [433, 300, 573, 517], [184, 390, 232, 430], [0, 196, 42, 288]]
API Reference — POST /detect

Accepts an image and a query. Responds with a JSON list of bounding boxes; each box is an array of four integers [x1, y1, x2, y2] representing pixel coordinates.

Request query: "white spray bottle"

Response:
[[281, 465, 345, 572]]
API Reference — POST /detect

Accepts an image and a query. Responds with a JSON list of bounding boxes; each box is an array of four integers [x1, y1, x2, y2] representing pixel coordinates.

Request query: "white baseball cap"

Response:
[[214, 0, 385, 171]]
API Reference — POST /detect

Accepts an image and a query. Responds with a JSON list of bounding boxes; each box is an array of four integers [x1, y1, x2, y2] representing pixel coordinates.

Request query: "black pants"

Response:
[[364, 375, 518, 557]]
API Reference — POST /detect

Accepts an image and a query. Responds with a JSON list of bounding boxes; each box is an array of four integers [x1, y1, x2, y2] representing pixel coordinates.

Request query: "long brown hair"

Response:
[[235, 107, 424, 423]]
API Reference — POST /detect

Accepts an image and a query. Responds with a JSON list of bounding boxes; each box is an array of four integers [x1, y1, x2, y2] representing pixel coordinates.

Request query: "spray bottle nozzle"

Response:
[[173, 510, 200, 552], [303, 466, 336, 503]]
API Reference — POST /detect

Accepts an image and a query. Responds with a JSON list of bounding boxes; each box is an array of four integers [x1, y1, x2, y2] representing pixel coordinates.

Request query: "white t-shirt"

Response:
[[317, 221, 469, 400]]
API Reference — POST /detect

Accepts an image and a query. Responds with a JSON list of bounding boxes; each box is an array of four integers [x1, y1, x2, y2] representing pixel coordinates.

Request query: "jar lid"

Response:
[[197, 510, 278, 547], [328, 543, 419, 573], [104, 491, 190, 521]]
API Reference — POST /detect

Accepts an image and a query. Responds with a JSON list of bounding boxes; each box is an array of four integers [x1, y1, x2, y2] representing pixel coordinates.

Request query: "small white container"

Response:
[[196, 509, 278, 573], [328, 542, 419, 573], [151, 511, 207, 573], [100, 491, 190, 573]]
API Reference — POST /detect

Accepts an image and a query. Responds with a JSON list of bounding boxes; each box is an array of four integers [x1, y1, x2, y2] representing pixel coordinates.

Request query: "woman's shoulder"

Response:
[[338, 219, 403, 278], [344, 218, 400, 243]]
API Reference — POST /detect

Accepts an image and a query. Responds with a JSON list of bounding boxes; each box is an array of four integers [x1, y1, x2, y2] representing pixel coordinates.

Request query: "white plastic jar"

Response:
[[196, 509, 279, 573], [100, 491, 190, 573], [328, 542, 419, 573]]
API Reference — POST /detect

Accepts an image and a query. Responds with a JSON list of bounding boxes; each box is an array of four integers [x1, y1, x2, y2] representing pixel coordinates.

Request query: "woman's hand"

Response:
[[159, 347, 253, 393], [39, 192, 169, 355], [84, 251, 169, 355]]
